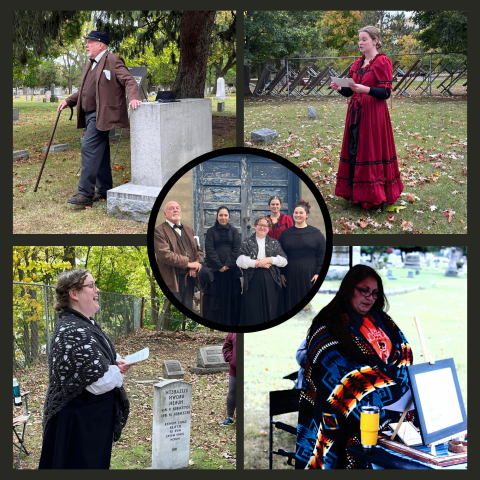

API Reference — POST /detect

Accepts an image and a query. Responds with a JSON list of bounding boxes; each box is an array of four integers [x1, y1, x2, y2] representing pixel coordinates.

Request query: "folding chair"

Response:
[[269, 389, 300, 469], [13, 388, 32, 469]]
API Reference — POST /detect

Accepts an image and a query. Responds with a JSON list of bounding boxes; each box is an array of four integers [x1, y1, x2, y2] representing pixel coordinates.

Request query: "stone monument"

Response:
[[251, 128, 278, 144], [162, 360, 185, 379], [307, 106, 318, 119], [50, 84, 59, 103], [152, 380, 192, 469], [326, 246, 361, 280], [190, 346, 229, 375], [107, 99, 212, 222], [215, 77, 227, 100], [445, 247, 462, 277], [13, 109, 19, 122], [404, 253, 421, 269]]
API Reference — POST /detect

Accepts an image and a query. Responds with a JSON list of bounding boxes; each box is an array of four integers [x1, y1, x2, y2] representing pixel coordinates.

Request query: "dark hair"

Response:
[[55, 269, 90, 312], [308, 265, 389, 363], [254, 216, 272, 228], [268, 195, 283, 206], [293, 200, 311, 214], [214, 206, 230, 226]]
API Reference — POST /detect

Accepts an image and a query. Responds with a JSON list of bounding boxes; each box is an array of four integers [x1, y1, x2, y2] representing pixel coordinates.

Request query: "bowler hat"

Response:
[[85, 31, 110, 45]]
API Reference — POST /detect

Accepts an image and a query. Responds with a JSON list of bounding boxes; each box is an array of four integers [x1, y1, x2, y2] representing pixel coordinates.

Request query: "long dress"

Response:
[[279, 225, 326, 312], [335, 53, 404, 209], [295, 307, 415, 469], [203, 223, 242, 327]]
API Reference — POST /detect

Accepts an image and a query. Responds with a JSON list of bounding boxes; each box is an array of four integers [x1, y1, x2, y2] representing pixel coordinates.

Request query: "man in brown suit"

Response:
[[58, 31, 142, 206], [154, 201, 203, 311]]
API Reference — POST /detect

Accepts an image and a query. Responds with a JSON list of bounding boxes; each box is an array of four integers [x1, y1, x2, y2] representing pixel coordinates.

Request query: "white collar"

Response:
[[94, 49, 108, 63], [166, 219, 182, 229]]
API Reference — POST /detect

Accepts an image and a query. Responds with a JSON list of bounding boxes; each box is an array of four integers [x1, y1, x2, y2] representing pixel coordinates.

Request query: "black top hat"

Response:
[[197, 263, 215, 290], [84, 31, 110, 45]]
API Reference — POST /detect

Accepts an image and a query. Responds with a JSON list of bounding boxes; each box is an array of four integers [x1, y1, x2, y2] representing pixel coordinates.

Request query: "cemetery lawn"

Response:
[[13, 97, 236, 234], [244, 266, 467, 469], [244, 97, 467, 234], [13, 329, 236, 470]]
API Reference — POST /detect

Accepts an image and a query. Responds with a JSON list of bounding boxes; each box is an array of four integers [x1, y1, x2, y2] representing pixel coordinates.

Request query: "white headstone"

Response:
[[152, 380, 192, 469], [215, 77, 227, 100]]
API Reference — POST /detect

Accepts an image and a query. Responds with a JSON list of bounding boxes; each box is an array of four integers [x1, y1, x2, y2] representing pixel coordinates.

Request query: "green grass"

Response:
[[12, 96, 236, 234], [244, 266, 467, 469], [244, 96, 467, 234]]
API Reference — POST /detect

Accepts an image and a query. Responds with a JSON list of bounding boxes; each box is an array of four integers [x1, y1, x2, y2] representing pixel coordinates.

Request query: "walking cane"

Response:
[[34, 106, 73, 192]]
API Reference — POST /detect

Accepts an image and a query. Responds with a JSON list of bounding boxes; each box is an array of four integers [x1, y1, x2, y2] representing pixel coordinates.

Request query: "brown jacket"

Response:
[[65, 51, 141, 131], [154, 222, 204, 292]]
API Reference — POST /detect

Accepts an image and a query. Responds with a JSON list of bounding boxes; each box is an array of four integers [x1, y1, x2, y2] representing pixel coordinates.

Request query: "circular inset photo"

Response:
[[147, 147, 332, 332]]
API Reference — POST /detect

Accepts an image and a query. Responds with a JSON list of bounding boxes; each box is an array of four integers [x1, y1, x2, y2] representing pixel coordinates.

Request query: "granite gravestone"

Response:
[[217, 101, 225, 112], [404, 253, 421, 269], [308, 106, 318, 119], [215, 77, 227, 100], [152, 380, 192, 469], [251, 128, 278, 144], [107, 99, 212, 222], [163, 360, 185, 379], [190, 346, 229, 375], [13, 108, 19, 122]]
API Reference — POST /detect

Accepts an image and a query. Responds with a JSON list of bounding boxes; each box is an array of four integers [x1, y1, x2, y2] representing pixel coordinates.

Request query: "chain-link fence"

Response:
[[248, 52, 467, 98], [13, 282, 141, 367], [143, 297, 200, 332]]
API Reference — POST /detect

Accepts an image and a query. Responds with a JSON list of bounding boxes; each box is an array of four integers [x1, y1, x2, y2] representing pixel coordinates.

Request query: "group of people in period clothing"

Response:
[[58, 31, 142, 207], [154, 197, 326, 327]]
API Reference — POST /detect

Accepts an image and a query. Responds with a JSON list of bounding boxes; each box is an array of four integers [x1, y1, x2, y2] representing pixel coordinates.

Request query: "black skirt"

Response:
[[240, 269, 284, 327], [39, 389, 115, 469]]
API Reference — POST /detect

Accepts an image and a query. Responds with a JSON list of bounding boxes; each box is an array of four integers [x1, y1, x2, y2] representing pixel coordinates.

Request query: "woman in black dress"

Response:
[[39, 269, 131, 469], [203, 206, 242, 326], [236, 216, 288, 327], [279, 200, 326, 312]]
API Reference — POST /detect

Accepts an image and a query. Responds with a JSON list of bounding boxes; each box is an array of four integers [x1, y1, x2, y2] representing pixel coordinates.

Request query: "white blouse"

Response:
[[85, 319, 124, 395], [236, 236, 288, 269]]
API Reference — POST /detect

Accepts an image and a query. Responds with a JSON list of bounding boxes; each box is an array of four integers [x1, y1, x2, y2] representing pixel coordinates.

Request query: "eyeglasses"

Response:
[[256, 224, 269, 229], [82, 282, 98, 291], [355, 286, 378, 300]]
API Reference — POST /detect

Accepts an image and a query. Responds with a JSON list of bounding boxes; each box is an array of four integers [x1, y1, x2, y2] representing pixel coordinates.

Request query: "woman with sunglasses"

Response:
[[295, 265, 416, 469], [39, 269, 131, 469], [266, 195, 293, 241], [237, 216, 288, 326]]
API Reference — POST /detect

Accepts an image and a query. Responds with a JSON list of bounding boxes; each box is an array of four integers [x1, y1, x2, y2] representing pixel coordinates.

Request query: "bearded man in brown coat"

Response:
[[58, 31, 142, 207], [154, 201, 203, 311]]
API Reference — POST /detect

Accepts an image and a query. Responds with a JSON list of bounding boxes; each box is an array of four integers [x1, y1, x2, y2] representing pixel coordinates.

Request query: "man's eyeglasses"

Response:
[[82, 282, 98, 291], [256, 224, 269, 230], [355, 286, 378, 300]]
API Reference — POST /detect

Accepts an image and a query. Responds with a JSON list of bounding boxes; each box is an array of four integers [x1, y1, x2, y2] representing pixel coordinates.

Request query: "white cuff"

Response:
[[272, 255, 288, 267], [236, 255, 256, 269], [86, 365, 123, 395]]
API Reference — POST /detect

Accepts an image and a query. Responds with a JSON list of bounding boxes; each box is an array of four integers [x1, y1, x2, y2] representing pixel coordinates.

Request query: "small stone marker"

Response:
[[217, 101, 225, 112], [152, 380, 192, 469], [415, 269, 420, 275], [407, 271, 414, 278], [13, 150, 29, 161], [163, 360, 185, 379], [15, 95, 21, 98], [387, 269, 397, 280], [42, 143, 71, 154], [190, 345, 229, 374], [215, 77, 227, 100], [251, 128, 278, 144], [308, 106, 318, 119], [13, 108, 19, 122]]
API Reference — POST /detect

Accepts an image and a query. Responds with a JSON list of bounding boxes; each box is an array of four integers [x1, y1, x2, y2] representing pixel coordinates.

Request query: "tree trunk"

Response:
[[244, 64, 252, 96], [182, 313, 186, 332], [63, 246, 76, 267], [173, 11, 216, 98], [162, 299, 171, 331]]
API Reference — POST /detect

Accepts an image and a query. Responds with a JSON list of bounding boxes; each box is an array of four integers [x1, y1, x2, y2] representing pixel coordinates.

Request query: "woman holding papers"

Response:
[[295, 265, 416, 469], [39, 269, 131, 469], [331, 26, 403, 209]]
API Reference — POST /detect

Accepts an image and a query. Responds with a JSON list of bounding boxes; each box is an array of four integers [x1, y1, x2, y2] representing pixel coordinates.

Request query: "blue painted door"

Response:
[[193, 153, 299, 249]]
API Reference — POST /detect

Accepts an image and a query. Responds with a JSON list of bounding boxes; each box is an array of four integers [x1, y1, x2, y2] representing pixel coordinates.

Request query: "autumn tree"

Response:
[[320, 11, 362, 55]]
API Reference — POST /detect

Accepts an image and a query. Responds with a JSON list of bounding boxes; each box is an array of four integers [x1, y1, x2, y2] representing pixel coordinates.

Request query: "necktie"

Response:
[[173, 224, 183, 230]]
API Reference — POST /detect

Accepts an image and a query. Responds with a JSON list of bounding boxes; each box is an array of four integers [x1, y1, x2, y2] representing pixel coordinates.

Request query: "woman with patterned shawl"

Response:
[[39, 269, 131, 469], [332, 26, 403, 209], [295, 265, 415, 469]]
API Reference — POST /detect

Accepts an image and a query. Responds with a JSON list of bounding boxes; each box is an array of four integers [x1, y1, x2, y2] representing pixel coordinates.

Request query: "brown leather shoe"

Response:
[[93, 192, 107, 202], [67, 193, 93, 206]]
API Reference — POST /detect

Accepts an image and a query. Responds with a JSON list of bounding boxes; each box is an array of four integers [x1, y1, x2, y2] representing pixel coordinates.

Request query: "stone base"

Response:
[[215, 95, 228, 100], [190, 365, 229, 375], [13, 150, 29, 161], [107, 183, 161, 222], [444, 269, 458, 277], [42, 143, 71, 154], [251, 128, 278, 144], [163, 373, 185, 379]]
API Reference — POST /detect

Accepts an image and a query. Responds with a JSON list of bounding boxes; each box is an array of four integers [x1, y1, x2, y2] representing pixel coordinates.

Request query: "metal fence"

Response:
[[143, 297, 200, 332], [13, 282, 141, 366], [248, 52, 467, 99]]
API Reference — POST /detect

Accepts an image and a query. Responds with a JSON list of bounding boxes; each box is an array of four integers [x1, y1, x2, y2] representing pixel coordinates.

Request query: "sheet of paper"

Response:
[[331, 76, 355, 88], [386, 422, 423, 446], [383, 389, 415, 412], [124, 347, 149, 366]]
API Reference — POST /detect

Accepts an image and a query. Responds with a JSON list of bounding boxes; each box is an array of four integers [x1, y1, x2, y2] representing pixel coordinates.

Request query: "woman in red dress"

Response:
[[266, 195, 293, 241], [332, 26, 403, 209]]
